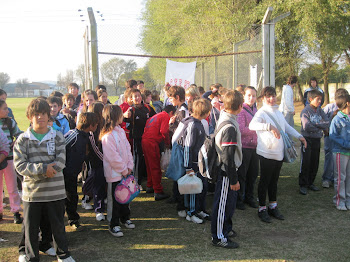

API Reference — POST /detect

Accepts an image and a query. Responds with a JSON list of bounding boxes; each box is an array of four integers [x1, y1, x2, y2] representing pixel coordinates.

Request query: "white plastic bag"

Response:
[[160, 149, 171, 171], [177, 173, 203, 195]]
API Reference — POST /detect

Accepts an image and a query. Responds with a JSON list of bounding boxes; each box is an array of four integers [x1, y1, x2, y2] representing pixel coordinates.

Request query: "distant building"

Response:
[[3, 81, 58, 97]]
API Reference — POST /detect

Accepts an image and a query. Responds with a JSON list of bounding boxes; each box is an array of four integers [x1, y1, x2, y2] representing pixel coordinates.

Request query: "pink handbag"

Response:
[[114, 175, 140, 204]]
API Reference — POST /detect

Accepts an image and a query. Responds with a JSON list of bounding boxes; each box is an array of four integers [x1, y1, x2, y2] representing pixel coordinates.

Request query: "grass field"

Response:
[[1, 99, 350, 262]]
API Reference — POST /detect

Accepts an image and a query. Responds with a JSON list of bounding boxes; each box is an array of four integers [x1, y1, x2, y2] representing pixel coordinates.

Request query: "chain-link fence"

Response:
[[97, 23, 262, 95]]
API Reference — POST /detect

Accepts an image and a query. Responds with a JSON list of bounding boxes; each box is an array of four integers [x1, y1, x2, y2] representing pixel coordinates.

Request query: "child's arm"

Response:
[[62, 118, 70, 136], [14, 135, 49, 180], [88, 132, 103, 161], [0, 128, 10, 157], [249, 112, 271, 132], [183, 122, 198, 171], [220, 126, 240, 189], [52, 132, 66, 172], [160, 116, 171, 147]]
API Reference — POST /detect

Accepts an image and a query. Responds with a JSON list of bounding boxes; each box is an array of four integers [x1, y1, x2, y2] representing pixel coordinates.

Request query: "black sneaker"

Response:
[[258, 209, 272, 223], [308, 184, 320, 191], [14, 212, 23, 224], [212, 238, 239, 249], [154, 192, 170, 201], [299, 187, 308, 195], [236, 201, 246, 210], [268, 207, 285, 220], [244, 199, 258, 208]]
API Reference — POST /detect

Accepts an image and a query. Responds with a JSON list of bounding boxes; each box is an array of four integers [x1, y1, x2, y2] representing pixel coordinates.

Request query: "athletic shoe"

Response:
[[177, 210, 186, 218], [69, 220, 83, 231], [43, 247, 56, 256], [81, 200, 93, 210], [258, 209, 272, 223], [14, 212, 23, 224], [268, 207, 285, 220], [308, 184, 320, 191], [109, 226, 123, 237], [2, 202, 6, 208], [57, 256, 76, 262], [186, 214, 203, 224], [18, 254, 27, 262], [336, 205, 347, 211], [212, 238, 239, 249], [228, 230, 237, 238], [154, 192, 170, 201], [124, 220, 135, 229], [96, 213, 105, 221], [299, 187, 308, 195], [198, 211, 211, 221], [322, 181, 330, 188]]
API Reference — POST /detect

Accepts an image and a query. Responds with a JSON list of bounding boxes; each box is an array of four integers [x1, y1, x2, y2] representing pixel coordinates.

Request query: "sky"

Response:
[[0, 0, 145, 83]]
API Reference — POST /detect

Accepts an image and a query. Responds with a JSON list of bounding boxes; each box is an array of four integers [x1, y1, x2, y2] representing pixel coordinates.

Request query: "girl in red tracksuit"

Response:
[[101, 105, 134, 238], [142, 105, 176, 201]]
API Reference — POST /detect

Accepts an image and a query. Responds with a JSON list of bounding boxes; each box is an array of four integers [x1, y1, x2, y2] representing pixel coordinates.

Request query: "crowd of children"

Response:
[[0, 76, 349, 260]]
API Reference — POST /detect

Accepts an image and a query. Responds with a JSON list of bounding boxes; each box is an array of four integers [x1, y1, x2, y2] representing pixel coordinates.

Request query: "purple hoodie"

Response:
[[237, 103, 257, 149]]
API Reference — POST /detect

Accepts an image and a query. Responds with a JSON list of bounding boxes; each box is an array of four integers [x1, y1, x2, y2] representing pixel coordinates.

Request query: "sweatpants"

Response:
[[237, 148, 258, 203], [22, 200, 70, 261], [0, 160, 22, 214], [142, 139, 163, 193], [299, 137, 321, 187], [211, 172, 237, 241], [92, 167, 106, 214], [322, 136, 334, 183], [63, 171, 80, 223], [19, 209, 53, 255], [133, 138, 147, 185], [110, 181, 131, 228], [258, 156, 283, 207], [333, 153, 350, 208]]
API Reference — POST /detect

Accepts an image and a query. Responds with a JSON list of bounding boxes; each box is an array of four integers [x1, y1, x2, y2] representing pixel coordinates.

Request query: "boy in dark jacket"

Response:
[[299, 89, 329, 195], [211, 90, 243, 249], [63, 112, 98, 230]]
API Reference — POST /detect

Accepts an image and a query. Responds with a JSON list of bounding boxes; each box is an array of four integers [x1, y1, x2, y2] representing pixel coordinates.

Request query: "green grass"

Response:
[[1, 100, 350, 262]]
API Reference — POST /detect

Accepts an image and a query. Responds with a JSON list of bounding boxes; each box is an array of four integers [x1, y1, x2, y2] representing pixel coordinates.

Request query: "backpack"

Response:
[[198, 120, 232, 183]]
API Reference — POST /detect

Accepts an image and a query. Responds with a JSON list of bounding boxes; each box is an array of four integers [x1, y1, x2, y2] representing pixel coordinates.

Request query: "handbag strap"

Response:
[[263, 110, 282, 132]]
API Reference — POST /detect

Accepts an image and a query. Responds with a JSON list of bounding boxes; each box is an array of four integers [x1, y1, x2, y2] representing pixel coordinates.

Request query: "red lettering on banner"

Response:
[[184, 80, 190, 88]]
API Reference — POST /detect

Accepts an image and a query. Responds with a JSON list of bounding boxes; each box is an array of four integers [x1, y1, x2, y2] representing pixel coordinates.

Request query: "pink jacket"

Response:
[[237, 103, 257, 149], [102, 126, 133, 183]]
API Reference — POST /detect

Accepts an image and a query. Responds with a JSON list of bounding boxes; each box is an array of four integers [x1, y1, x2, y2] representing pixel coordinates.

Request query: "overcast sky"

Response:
[[0, 0, 144, 83]]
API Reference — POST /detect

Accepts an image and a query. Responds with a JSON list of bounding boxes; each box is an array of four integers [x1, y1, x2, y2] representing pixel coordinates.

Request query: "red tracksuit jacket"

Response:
[[142, 111, 170, 146]]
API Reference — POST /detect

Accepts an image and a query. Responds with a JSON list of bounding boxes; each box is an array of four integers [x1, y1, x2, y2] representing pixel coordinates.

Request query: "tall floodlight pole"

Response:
[[87, 7, 99, 88]]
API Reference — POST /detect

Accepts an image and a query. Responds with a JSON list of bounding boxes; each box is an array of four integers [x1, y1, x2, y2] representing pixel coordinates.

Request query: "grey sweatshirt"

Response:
[[300, 105, 329, 139]]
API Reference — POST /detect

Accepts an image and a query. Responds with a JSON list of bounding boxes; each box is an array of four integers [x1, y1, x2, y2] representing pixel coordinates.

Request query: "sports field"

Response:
[[1, 98, 349, 262]]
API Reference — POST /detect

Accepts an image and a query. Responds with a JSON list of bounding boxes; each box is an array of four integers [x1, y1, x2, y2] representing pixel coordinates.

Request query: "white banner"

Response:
[[165, 59, 196, 88]]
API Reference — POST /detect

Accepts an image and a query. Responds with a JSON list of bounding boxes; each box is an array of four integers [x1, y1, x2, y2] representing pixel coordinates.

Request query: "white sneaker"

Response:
[[109, 226, 124, 237], [186, 214, 204, 224], [2, 202, 6, 208], [198, 211, 210, 220], [58, 256, 76, 262], [124, 220, 135, 229], [177, 210, 186, 218], [336, 205, 347, 211], [322, 181, 330, 188], [81, 200, 93, 210], [43, 247, 56, 256], [96, 213, 105, 221], [18, 254, 27, 262]]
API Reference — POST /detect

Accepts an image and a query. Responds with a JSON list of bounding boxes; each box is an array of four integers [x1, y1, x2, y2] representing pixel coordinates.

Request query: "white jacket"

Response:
[[279, 84, 294, 114], [249, 104, 301, 161]]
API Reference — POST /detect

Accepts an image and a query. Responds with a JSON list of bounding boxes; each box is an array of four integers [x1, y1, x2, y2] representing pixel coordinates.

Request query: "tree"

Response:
[[0, 73, 10, 89], [75, 64, 86, 90], [16, 78, 29, 96], [100, 58, 137, 94], [57, 70, 75, 91]]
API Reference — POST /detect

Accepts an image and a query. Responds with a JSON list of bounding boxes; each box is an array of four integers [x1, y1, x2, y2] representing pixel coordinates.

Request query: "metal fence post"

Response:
[[87, 7, 99, 89]]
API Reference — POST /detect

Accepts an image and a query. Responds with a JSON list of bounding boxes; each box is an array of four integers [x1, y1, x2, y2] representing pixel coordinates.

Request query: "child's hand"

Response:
[[123, 108, 132, 118], [230, 182, 240, 191], [127, 168, 132, 175], [46, 163, 57, 178], [270, 125, 280, 139], [299, 136, 307, 149], [169, 116, 176, 124]]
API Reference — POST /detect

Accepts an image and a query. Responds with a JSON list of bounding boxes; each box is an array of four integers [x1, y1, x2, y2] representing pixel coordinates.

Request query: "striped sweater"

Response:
[[13, 127, 66, 202]]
